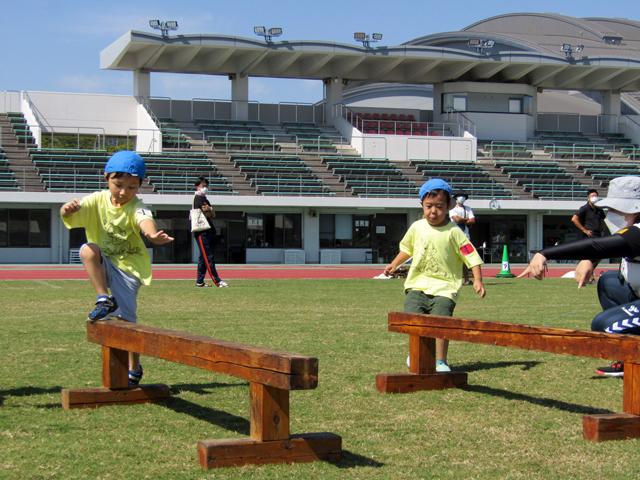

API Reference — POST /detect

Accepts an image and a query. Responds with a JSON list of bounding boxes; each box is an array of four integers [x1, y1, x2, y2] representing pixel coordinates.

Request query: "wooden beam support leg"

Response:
[[583, 362, 640, 441], [102, 346, 129, 389], [409, 335, 435, 374], [250, 382, 290, 441], [61, 346, 169, 410], [197, 383, 342, 468], [376, 334, 467, 393]]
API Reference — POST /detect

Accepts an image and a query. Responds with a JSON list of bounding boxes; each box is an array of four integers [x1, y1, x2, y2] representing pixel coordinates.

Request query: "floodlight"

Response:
[[561, 43, 572, 52], [468, 38, 495, 54], [575, 44, 584, 52], [149, 19, 179, 37], [354, 31, 383, 48], [254, 25, 283, 42], [561, 43, 583, 59]]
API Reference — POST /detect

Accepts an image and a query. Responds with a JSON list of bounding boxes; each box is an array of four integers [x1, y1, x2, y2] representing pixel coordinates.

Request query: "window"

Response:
[[246, 213, 301, 248], [0, 209, 51, 247], [508, 98, 522, 114], [452, 95, 467, 112]]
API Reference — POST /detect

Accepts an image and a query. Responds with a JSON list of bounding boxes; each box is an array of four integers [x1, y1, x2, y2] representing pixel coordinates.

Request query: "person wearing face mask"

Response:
[[571, 189, 607, 238], [519, 176, 640, 377], [449, 193, 475, 285], [193, 176, 228, 288]]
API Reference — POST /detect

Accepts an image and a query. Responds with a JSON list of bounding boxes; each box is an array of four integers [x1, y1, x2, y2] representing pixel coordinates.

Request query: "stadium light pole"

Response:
[[254, 26, 283, 43], [354, 32, 383, 48], [149, 19, 179, 38], [561, 43, 584, 59]]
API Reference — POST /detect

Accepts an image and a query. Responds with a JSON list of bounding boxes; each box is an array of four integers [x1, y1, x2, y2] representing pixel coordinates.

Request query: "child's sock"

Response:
[[96, 294, 109, 302]]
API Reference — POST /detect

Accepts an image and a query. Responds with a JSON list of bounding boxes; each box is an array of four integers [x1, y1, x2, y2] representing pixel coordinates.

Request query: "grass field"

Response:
[[1, 277, 639, 479]]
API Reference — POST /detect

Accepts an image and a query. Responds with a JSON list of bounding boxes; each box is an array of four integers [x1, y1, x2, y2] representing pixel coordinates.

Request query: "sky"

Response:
[[1, 0, 639, 104]]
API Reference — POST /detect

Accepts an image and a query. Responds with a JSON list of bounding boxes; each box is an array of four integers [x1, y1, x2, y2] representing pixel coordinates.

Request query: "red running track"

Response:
[[0, 264, 613, 281]]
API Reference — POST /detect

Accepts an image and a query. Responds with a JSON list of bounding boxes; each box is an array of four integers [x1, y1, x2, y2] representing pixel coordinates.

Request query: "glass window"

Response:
[[453, 95, 467, 112], [0, 210, 7, 247], [509, 98, 522, 113], [246, 213, 301, 248], [0, 209, 51, 247]]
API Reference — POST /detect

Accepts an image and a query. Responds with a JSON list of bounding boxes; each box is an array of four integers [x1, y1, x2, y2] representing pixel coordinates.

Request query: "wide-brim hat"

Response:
[[595, 176, 640, 213]]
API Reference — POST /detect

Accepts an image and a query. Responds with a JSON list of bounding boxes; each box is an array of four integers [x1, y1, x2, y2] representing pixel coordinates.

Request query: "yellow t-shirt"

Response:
[[400, 219, 483, 301], [62, 190, 154, 285]]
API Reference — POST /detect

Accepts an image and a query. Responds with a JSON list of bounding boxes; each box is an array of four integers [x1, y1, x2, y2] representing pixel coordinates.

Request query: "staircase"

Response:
[[0, 113, 44, 192]]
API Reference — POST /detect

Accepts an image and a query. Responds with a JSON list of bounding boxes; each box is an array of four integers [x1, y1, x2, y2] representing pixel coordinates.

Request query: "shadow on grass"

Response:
[[169, 381, 247, 395], [162, 396, 250, 436], [461, 384, 613, 415], [0, 386, 62, 407], [331, 449, 384, 468], [458, 360, 541, 373]]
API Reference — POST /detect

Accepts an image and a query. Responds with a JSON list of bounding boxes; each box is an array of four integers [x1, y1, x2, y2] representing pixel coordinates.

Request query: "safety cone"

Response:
[[495, 244, 516, 278]]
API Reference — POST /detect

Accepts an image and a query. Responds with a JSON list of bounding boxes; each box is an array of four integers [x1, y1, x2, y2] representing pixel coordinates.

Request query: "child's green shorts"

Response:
[[404, 290, 455, 316]]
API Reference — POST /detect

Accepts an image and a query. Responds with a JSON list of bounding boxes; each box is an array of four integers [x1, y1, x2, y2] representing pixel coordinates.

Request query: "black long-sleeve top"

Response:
[[540, 226, 640, 261]]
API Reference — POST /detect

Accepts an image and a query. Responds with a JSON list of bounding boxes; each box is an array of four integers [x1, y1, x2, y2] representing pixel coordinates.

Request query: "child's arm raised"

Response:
[[139, 218, 175, 245], [60, 199, 82, 217], [384, 252, 411, 277]]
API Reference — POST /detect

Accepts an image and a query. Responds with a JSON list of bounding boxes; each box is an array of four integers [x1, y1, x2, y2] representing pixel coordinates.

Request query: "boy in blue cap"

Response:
[[60, 150, 174, 385], [384, 178, 486, 372]]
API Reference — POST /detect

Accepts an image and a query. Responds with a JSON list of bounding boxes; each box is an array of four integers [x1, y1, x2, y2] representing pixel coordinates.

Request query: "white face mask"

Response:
[[198, 186, 208, 195], [589, 195, 599, 203], [456, 196, 466, 204], [604, 211, 629, 233]]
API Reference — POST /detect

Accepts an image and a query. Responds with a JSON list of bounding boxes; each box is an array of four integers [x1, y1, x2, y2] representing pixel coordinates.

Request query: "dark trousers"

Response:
[[195, 230, 221, 285], [591, 270, 640, 334]]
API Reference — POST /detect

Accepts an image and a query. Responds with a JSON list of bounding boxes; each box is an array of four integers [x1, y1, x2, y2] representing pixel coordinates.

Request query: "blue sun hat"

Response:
[[105, 150, 146, 178], [418, 178, 453, 201]]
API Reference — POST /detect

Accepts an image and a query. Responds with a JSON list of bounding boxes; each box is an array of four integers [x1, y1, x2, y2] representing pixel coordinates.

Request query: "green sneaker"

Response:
[[436, 360, 451, 373]]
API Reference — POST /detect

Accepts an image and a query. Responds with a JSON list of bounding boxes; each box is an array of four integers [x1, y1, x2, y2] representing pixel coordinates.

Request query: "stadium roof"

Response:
[[101, 13, 640, 91]]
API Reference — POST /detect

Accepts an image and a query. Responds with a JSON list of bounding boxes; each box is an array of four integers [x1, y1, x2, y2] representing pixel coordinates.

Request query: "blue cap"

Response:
[[105, 150, 146, 178], [419, 178, 453, 200]]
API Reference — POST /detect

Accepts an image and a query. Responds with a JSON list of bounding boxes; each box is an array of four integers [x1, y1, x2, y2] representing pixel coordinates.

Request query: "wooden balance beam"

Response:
[[376, 312, 640, 442], [61, 320, 341, 469]]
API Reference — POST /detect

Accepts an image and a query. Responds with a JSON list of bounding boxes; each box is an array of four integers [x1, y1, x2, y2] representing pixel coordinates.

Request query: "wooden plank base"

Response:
[[583, 413, 640, 441], [61, 384, 170, 409], [376, 372, 468, 393], [197, 432, 342, 469]]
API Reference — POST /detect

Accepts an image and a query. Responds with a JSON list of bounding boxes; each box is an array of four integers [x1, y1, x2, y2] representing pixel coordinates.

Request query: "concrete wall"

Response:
[[464, 112, 532, 141], [27, 91, 140, 135]]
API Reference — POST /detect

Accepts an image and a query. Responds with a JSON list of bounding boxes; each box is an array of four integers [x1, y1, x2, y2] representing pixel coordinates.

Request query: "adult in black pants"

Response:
[[193, 177, 228, 288], [520, 176, 640, 377]]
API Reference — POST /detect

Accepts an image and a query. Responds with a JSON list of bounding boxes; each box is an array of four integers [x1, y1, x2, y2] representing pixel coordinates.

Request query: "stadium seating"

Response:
[[142, 152, 235, 194], [7, 112, 35, 145], [233, 153, 333, 196], [0, 148, 20, 191], [323, 156, 417, 197], [494, 159, 580, 199], [411, 159, 512, 199]]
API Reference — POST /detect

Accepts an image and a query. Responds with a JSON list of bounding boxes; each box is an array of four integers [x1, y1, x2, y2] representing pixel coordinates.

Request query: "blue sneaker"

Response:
[[436, 360, 452, 373], [87, 296, 118, 322], [128, 365, 144, 386]]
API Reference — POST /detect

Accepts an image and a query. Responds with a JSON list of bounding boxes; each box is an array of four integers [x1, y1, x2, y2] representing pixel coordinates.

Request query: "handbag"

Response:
[[190, 198, 211, 233]]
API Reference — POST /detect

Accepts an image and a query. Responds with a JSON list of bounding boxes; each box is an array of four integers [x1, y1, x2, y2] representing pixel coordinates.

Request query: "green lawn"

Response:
[[0, 278, 638, 479]]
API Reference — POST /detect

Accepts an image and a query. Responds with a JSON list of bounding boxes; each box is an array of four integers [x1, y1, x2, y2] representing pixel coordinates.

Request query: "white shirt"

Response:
[[449, 204, 475, 238]]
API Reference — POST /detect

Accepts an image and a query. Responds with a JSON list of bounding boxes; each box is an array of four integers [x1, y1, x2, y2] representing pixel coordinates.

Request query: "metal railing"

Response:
[[536, 113, 619, 134]]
